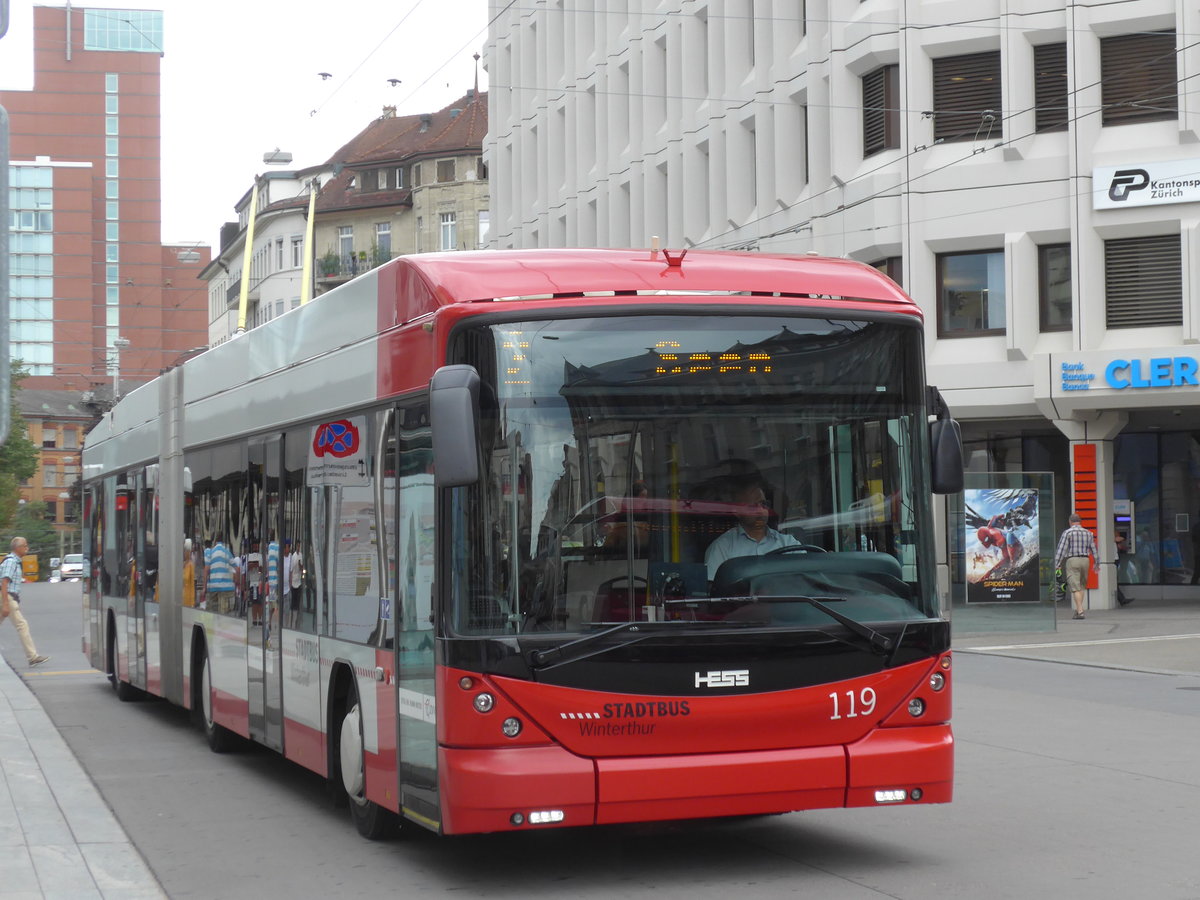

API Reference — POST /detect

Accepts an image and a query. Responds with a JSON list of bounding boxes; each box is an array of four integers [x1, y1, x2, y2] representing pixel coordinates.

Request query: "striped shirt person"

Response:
[[206, 539, 237, 615]]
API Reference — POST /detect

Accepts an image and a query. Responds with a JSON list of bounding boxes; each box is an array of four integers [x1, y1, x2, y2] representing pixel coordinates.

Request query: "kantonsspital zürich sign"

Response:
[[1094, 159, 1200, 209]]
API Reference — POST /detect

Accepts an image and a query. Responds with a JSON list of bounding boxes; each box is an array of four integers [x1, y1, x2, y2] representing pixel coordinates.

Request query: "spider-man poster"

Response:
[[964, 488, 1041, 603]]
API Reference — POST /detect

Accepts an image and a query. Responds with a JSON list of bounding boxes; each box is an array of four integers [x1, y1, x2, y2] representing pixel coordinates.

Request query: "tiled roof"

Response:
[[316, 90, 487, 213], [17, 389, 95, 420]]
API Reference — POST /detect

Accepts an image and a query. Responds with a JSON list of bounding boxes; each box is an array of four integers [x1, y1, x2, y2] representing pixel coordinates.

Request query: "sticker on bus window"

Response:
[[308, 416, 369, 485]]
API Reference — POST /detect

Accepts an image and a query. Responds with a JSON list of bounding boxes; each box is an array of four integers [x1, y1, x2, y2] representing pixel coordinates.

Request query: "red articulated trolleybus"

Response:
[[82, 248, 964, 838]]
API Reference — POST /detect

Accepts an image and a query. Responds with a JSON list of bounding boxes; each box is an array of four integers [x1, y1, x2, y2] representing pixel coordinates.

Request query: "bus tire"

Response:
[[337, 684, 397, 840], [106, 615, 138, 702], [197, 645, 237, 753]]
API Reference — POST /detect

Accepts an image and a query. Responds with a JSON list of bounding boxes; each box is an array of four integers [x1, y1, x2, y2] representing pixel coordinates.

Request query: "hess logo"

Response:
[[695, 669, 749, 689], [1108, 168, 1150, 202]]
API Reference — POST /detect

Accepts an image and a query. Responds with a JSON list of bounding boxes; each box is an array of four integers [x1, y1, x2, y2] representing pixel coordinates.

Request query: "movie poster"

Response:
[[964, 488, 1040, 603]]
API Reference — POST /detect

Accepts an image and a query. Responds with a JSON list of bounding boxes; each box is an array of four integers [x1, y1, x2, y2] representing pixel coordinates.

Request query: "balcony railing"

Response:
[[317, 249, 394, 280]]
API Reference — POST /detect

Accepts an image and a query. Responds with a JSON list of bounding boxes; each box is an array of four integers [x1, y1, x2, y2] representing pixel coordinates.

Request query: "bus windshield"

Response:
[[449, 312, 938, 637]]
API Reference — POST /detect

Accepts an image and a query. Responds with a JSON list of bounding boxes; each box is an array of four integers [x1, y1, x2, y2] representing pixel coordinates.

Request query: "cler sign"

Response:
[[1104, 356, 1199, 390]]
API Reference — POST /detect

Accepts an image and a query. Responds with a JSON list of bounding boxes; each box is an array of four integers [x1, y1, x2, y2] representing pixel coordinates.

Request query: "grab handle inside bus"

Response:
[[928, 385, 964, 495], [430, 364, 481, 487]]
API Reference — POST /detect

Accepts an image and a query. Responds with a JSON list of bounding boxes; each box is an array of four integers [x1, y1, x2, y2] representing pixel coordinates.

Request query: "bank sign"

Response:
[[1058, 354, 1200, 392], [1094, 159, 1200, 209]]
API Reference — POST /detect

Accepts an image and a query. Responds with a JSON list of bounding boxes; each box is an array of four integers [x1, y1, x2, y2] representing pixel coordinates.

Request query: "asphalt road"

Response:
[[4, 581, 1199, 899]]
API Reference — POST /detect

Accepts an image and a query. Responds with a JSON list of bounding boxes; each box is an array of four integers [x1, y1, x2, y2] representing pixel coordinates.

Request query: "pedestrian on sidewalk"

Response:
[[1054, 514, 1098, 621], [0, 536, 50, 666]]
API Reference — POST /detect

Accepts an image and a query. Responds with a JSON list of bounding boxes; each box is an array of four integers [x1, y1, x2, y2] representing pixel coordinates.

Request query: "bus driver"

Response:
[[705, 481, 799, 580]]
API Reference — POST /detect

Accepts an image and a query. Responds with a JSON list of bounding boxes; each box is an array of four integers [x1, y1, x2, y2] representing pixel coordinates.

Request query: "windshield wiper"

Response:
[[679, 594, 894, 656], [527, 619, 744, 670]]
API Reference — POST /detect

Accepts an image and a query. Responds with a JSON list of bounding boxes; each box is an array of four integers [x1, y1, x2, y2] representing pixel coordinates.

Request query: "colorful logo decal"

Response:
[[312, 420, 360, 458]]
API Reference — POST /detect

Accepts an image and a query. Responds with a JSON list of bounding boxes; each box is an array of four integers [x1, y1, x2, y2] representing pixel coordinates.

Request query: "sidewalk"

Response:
[[0, 653, 165, 899], [953, 598, 1200, 676]]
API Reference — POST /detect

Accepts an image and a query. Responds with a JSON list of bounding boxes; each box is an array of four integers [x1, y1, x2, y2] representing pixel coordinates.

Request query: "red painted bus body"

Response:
[[83, 249, 956, 837]]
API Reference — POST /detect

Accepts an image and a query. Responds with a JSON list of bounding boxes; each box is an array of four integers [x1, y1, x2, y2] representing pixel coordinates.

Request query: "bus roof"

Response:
[[397, 249, 916, 310]]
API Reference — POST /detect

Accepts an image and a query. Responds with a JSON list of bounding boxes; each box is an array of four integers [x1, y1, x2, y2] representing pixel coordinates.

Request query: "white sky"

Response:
[[1, 0, 490, 248]]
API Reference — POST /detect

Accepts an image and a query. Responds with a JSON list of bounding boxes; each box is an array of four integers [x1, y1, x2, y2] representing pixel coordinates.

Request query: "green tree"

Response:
[[0, 363, 39, 532]]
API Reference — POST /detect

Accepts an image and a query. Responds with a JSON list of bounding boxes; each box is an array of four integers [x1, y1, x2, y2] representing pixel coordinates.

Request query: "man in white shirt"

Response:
[[705, 482, 798, 580]]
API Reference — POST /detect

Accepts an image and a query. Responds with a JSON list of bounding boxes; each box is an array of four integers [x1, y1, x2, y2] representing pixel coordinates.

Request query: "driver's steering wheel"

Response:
[[766, 544, 827, 555]]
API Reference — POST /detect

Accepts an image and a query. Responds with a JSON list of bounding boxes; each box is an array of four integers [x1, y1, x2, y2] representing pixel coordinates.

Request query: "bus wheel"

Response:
[[106, 616, 137, 702], [338, 692, 397, 839], [199, 649, 236, 753]]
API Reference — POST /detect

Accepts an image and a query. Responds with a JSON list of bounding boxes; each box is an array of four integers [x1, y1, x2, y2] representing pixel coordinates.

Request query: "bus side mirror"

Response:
[[430, 365, 481, 488], [927, 386, 964, 495]]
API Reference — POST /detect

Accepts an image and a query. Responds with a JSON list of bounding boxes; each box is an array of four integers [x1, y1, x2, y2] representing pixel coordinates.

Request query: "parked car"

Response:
[[60, 553, 86, 581]]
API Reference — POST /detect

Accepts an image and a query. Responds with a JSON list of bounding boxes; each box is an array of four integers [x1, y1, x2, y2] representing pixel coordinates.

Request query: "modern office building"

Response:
[[2, 4, 210, 395], [485, 0, 1200, 607]]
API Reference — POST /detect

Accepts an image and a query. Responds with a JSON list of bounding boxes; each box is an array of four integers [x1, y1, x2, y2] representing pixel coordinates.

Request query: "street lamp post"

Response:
[[112, 336, 130, 402]]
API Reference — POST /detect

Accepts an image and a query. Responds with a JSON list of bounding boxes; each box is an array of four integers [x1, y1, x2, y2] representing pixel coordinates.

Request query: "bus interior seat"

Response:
[[562, 557, 648, 624]]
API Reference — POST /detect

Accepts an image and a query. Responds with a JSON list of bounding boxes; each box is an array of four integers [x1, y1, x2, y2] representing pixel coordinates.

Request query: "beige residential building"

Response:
[[314, 90, 490, 294]]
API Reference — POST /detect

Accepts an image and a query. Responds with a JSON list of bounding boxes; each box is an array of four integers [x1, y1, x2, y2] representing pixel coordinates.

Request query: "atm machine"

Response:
[[1113, 500, 1135, 553], [1114, 499, 1135, 583]]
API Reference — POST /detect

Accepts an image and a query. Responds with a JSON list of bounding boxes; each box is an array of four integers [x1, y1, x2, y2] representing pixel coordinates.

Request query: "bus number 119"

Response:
[[829, 688, 877, 720]]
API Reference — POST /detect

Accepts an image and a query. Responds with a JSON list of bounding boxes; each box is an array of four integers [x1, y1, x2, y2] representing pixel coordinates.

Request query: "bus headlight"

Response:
[[502, 717, 522, 737], [907, 697, 925, 717], [929, 672, 945, 691], [473, 693, 495, 713]]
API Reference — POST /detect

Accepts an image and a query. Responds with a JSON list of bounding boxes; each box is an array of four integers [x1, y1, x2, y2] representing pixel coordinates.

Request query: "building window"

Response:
[[291, 237, 303, 268], [870, 257, 903, 287], [1034, 43, 1068, 133], [412, 163, 422, 186], [105, 158, 119, 178], [105, 116, 118, 136], [1101, 31, 1177, 126], [862, 64, 899, 157], [338, 225, 353, 259], [42, 466, 57, 488], [439, 212, 457, 250], [437, 159, 456, 183], [1105, 234, 1181, 328], [395, 167, 405, 189], [275, 238, 284, 271], [106, 201, 118, 220], [375, 222, 391, 259], [1038, 244, 1071, 332], [477, 210, 491, 248], [376, 169, 387, 190], [936, 249, 1005, 337], [932, 51, 1003, 143], [106, 138, 118, 156], [105, 72, 119, 93], [476, 157, 488, 180], [106, 244, 119, 262], [85, 9, 163, 52], [42, 426, 57, 449], [105, 95, 119, 115]]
